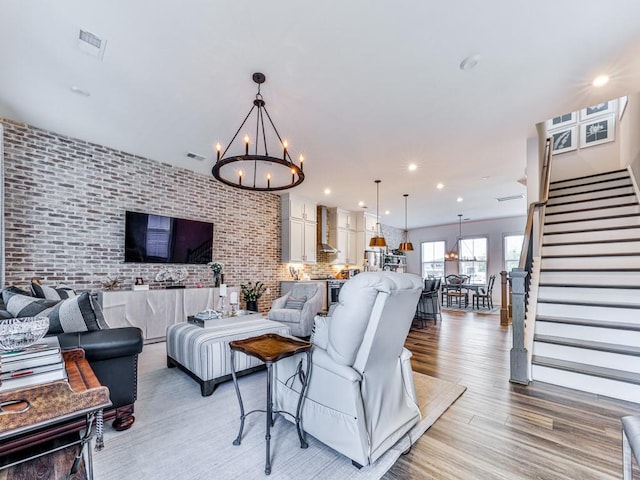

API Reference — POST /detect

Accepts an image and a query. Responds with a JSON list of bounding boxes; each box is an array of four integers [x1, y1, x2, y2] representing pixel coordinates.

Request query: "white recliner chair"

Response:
[[267, 283, 324, 337], [273, 271, 423, 467]]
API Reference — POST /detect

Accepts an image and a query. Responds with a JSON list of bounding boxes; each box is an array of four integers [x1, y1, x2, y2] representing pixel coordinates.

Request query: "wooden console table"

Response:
[[0, 349, 111, 479]]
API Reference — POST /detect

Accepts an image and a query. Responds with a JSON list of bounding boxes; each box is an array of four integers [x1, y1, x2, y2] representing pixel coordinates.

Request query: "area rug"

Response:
[[93, 343, 465, 480]]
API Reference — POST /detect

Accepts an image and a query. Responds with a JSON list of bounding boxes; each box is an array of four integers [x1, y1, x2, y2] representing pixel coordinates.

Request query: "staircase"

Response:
[[531, 169, 640, 403]]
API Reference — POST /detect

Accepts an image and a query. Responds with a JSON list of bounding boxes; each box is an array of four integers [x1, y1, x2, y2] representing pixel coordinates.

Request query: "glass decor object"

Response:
[[0, 316, 50, 351]]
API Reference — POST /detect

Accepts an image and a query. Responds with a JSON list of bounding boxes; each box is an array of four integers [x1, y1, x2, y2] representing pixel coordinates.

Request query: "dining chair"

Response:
[[444, 274, 469, 308], [473, 274, 496, 310]]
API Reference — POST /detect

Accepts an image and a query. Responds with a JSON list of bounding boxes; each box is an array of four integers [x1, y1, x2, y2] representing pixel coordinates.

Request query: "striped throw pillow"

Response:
[[2, 290, 107, 334], [31, 282, 77, 301], [284, 296, 307, 310]]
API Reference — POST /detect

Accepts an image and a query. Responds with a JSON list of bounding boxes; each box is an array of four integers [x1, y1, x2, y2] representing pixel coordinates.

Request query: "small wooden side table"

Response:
[[0, 349, 111, 479], [229, 333, 312, 475]]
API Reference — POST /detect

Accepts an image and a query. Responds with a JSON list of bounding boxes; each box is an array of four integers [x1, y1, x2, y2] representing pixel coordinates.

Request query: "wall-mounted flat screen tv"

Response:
[[124, 211, 213, 264]]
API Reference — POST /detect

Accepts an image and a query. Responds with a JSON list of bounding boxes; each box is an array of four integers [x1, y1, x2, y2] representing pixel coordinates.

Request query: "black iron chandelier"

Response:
[[445, 214, 463, 261], [211, 72, 305, 191]]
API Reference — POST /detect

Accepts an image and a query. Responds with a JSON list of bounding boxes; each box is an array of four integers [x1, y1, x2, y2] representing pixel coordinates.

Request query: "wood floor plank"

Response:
[[384, 310, 640, 479]]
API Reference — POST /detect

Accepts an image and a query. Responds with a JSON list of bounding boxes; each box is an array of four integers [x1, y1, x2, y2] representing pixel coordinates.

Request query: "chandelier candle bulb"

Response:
[[299, 154, 304, 172], [238, 170, 243, 186], [216, 142, 221, 161], [283, 140, 288, 160], [267, 173, 271, 189], [244, 135, 249, 155]]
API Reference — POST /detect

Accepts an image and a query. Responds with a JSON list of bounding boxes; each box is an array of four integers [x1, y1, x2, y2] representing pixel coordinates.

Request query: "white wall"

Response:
[[620, 93, 640, 180], [547, 102, 622, 182], [405, 215, 526, 304]]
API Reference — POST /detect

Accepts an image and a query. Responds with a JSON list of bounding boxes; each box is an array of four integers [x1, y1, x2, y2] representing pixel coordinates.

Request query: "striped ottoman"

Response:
[[166, 316, 290, 396]]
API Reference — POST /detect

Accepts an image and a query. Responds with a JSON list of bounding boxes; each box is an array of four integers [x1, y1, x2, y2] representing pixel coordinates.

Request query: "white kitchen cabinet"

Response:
[[356, 212, 378, 234], [285, 194, 317, 222], [281, 193, 317, 263], [354, 212, 379, 266], [329, 208, 358, 265]]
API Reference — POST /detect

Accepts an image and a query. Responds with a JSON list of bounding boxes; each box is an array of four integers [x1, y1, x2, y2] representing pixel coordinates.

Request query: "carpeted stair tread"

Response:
[[549, 169, 628, 186], [542, 237, 640, 247], [535, 315, 640, 331], [540, 267, 640, 272], [532, 356, 640, 385], [536, 298, 640, 309], [544, 212, 640, 226], [548, 184, 633, 200], [543, 223, 640, 236], [545, 202, 638, 216], [538, 283, 640, 290], [545, 193, 636, 209], [534, 335, 640, 356]]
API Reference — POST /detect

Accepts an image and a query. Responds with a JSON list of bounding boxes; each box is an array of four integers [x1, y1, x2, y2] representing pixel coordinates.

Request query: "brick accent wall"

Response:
[[1, 119, 281, 311]]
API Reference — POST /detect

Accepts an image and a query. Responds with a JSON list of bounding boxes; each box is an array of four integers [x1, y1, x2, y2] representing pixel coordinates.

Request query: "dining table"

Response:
[[443, 282, 487, 309]]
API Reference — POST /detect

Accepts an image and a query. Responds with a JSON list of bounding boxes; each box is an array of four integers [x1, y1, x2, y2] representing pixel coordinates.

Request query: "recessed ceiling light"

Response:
[[592, 75, 610, 87], [384, 210, 390, 215], [358, 201, 365, 207], [457, 197, 463, 202], [436, 183, 444, 190], [324, 188, 331, 195], [70, 86, 91, 97], [408, 163, 417, 171], [460, 54, 481, 71]]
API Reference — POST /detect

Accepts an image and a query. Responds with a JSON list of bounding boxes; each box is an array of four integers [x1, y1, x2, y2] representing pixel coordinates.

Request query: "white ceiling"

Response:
[[2, 1, 640, 229]]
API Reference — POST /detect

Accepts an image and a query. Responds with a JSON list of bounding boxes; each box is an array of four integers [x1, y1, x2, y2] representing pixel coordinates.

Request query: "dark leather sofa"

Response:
[[56, 327, 143, 430], [0, 293, 143, 431]]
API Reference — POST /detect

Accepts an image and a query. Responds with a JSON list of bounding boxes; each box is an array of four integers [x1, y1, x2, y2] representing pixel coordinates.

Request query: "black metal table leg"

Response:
[[231, 350, 246, 446], [265, 362, 273, 475], [295, 351, 311, 449]]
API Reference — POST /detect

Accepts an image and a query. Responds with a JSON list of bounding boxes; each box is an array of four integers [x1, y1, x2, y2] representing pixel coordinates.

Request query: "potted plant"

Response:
[[208, 262, 224, 287], [240, 281, 267, 312]]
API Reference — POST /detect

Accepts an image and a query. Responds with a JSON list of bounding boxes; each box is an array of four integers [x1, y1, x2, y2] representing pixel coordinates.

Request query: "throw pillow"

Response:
[[2, 291, 107, 334], [284, 296, 307, 310], [31, 282, 78, 301], [2, 290, 58, 317]]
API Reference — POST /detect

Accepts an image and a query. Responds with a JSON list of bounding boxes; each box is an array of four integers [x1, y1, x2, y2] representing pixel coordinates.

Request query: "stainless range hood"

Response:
[[317, 206, 338, 253]]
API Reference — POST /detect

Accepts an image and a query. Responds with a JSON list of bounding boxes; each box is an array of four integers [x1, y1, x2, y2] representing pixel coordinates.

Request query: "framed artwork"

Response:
[[551, 126, 577, 154], [546, 112, 577, 130], [580, 114, 615, 147], [580, 100, 615, 120], [619, 95, 628, 120]]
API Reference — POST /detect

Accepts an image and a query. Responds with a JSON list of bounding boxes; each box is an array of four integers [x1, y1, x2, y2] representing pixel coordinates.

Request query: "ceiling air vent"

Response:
[[78, 29, 107, 60], [496, 194, 524, 202], [186, 152, 206, 161]]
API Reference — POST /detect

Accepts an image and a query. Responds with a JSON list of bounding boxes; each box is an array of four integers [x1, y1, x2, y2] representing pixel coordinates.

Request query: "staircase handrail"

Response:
[[518, 137, 552, 273], [510, 137, 551, 385]]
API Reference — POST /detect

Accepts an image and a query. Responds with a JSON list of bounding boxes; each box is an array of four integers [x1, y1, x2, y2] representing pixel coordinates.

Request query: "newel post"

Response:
[[510, 268, 529, 385], [500, 271, 509, 326]]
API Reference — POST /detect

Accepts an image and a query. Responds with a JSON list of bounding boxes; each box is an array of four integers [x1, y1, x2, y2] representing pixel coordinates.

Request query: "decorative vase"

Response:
[[214, 274, 224, 287], [246, 300, 258, 312]]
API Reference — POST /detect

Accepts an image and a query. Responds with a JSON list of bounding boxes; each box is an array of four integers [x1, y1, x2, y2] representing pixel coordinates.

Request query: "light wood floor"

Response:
[[384, 309, 640, 480]]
